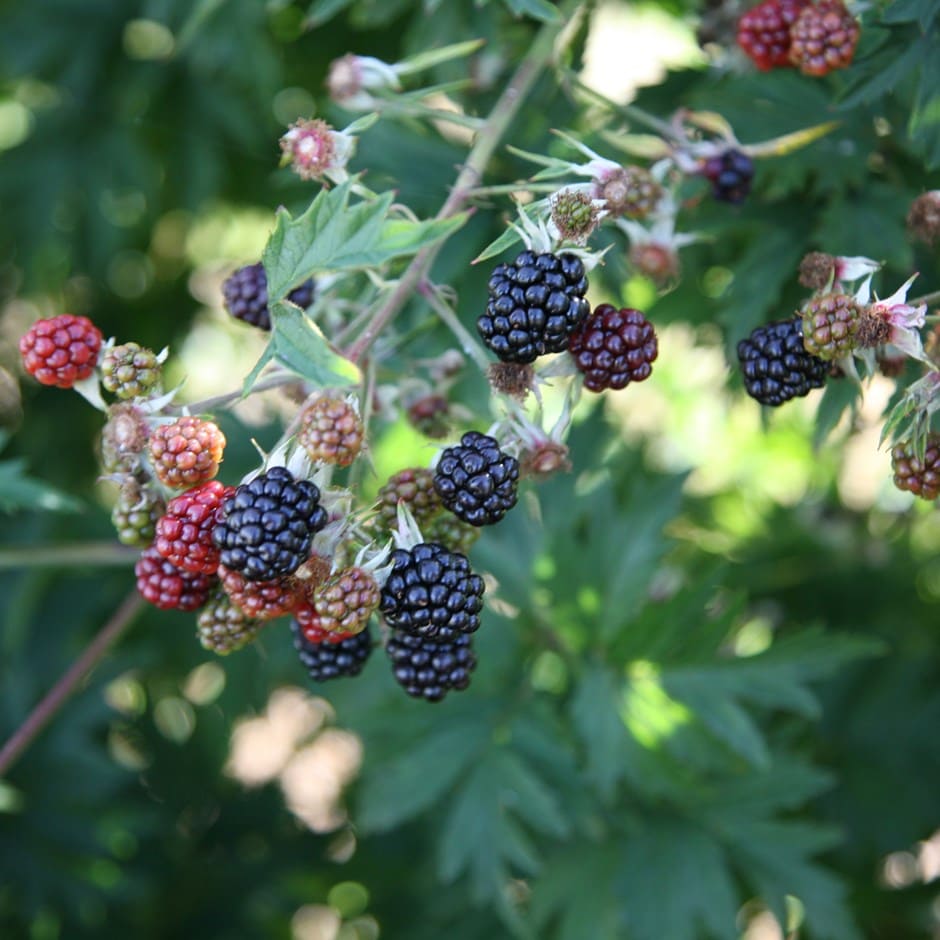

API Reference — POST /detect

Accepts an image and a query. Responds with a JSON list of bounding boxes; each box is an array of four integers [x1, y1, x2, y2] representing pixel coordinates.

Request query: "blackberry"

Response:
[[892, 437, 940, 501], [701, 149, 755, 204], [19, 314, 102, 389], [593, 166, 662, 219], [155, 481, 232, 575], [789, 0, 859, 76], [219, 564, 299, 621], [197, 591, 265, 655], [100, 342, 161, 400], [222, 262, 315, 331], [737, 0, 808, 71], [433, 431, 519, 526], [212, 466, 328, 581], [135, 545, 216, 612], [800, 292, 861, 360], [297, 394, 364, 467], [737, 317, 828, 406], [386, 630, 476, 702], [477, 250, 590, 364], [310, 566, 380, 636], [406, 394, 451, 439], [149, 416, 226, 488], [380, 542, 484, 640], [291, 618, 372, 681], [568, 304, 658, 392], [111, 478, 165, 547]]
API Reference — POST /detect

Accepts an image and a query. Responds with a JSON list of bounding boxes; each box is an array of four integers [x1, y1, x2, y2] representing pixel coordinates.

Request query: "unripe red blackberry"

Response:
[[155, 481, 233, 575], [100, 342, 161, 400], [386, 629, 477, 702], [212, 466, 329, 581], [291, 618, 372, 682], [297, 394, 364, 467], [477, 250, 590, 364], [309, 566, 380, 636], [789, 0, 859, 76], [701, 149, 755, 204], [19, 314, 102, 389], [737, 317, 828, 406], [111, 478, 166, 546], [737, 0, 808, 70], [135, 545, 216, 611], [222, 262, 315, 331], [434, 431, 519, 527], [567, 304, 658, 393], [198, 592, 265, 655], [406, 394, 450, 439], [800, 292, 862, 360], [149, 416, 226, 488], [380, 542, 484, 640], [219, 564, 299, 621], [594, 166, 663, 219], [892, 437, 940, 501]]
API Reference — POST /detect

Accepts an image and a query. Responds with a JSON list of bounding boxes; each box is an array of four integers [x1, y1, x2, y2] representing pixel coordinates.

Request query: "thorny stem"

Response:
[[0, 542, 139, 570], [0, 591, 144, 778], [178, 367, 300, 415], [343, 3, 583, 364]]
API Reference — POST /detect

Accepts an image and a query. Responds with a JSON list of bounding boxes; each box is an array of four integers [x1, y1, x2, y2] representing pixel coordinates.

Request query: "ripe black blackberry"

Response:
[[386, 629, 476, 702], [434, 431, 519, 526], [291, 619, 372, 681], [477, 250, 590, 363], [222, 262, 315, 331], [701, 149, 755, 204], [380, 542, 484, 640], [737, 317, 828, 406], [212, 466, 328, 581]]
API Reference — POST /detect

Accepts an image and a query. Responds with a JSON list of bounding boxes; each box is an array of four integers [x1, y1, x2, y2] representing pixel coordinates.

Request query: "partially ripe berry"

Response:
[[219, 565, 299, 621], [311, 566, 381, 636], [892, 437, 940, 501], [789, 0, 860, 76], [567, 304, 658, 393], [19, 314, 102, 389], [135, 545, 216, 611], [406, 395, 450, 439], [197, 592, 265, 655], [737, 0, 808, 71], [297, 394, 364, 467], [800, 292, 862, 360], [155, 481, 233, 575], [149, 416, 226, 488], [593, 166, 663, 219], [100, 342, 161, 399]]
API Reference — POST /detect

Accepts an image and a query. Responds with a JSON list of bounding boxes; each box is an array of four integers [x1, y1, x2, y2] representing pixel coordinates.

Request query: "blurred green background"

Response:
[[1, 1, 939, 938]]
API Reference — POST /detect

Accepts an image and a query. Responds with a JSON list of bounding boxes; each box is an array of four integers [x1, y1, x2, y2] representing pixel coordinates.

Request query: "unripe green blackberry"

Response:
[[100, 342, 162, 400], [310, 566, 380, 636], [197, 591, 265, 655], [549, 189, 603, 244], [800, 293, 861, 360], [111, 478, 166, 546], [421, 511, 481, 555], [891, 437, 940, 501], [375, 468, 442, 532], [593, 166, 662, 219], [297, 394, 364, 467]]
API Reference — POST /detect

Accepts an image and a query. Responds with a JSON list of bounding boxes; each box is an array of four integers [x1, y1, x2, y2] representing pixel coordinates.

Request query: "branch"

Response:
[[0, 542, 139, 570], [0, 590, 144, 778], [344, 4, 582, 364]]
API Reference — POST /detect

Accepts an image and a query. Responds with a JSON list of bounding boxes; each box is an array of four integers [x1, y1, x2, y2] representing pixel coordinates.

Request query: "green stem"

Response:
[[913, 289, 940, 308], [0, 542, 140, 570], [344, 3, 582, 364], [419, 283, 492, 371], [177, 367, 300, 416], [467, 182, 560, 197], [0, 590, 144, 778]]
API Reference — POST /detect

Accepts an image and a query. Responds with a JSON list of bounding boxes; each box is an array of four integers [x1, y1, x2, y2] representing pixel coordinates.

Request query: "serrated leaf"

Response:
[[838, 38, 923, 109], [269, 302, 361, 388], [262, 182, 468, 301], [570, 664, 630, 799]]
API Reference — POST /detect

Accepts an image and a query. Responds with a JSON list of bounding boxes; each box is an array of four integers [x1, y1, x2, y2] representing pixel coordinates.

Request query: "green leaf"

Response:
[[262, 182, 468, 301], [881, 0, 938, 29], [269, 302, 362, 387], [473, 222, 525, 264], [394, 39, 486, 76], [0, 459, 83, 514], [503, 0, 561, 22], [837, 38, 923, 109], [304, 0, 354, 27]]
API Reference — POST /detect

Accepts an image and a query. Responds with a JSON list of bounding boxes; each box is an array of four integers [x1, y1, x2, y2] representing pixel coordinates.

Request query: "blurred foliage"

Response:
[[1, 1, 940, 939]]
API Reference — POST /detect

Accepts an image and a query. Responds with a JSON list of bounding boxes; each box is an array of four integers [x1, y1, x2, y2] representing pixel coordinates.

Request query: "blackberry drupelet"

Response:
[[433, 431, 519, 526], [737, 317, 828, 406], [380, 542, 484, 640], [891, 437, 940, 501], [212, 466, 328, 581], [386, 629, 476, 702], [477, 250, 590, 363], [568, 304, 658, 392], [291, 619, 372, 681], [701, 149, 755, 204], [222, 262, 315, 331]]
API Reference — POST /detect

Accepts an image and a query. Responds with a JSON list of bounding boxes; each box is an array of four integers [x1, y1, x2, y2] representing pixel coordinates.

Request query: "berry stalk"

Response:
[[0, 590, 144, 777], [343, 0, 582, 364]]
